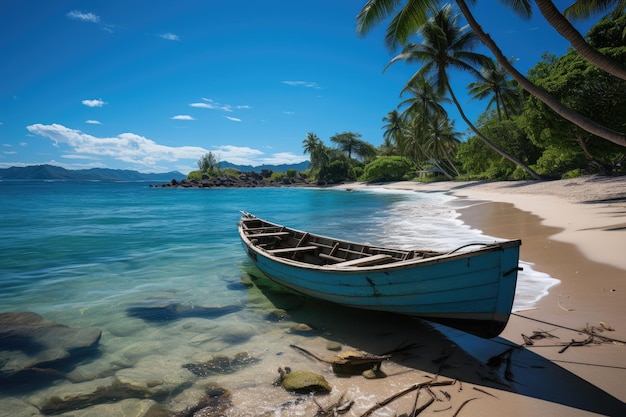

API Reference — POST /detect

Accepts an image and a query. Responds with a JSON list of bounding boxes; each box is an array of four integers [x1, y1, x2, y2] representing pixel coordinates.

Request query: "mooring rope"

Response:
[[511, 312, 626, 344]]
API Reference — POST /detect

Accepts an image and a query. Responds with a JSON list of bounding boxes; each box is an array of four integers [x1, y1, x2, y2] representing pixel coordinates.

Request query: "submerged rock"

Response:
[[0, 311, 101, 381], [183, 352, 259, 377], [126, 300, 242, 322], [281, 370, 331, 394]]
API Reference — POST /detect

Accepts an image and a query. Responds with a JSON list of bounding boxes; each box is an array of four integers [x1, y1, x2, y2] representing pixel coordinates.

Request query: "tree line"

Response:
[[299, 3, 625, 183], [191, 3, 624, 183]]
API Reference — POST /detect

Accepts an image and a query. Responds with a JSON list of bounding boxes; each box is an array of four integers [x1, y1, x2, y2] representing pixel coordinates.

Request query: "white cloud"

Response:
[[225, 116, 241, 122], [282, 111, 295, 115], [171, 115, 195, 120], [260, 152, 309, 165], [26, 123, 209, 170], [212, 145, 264, 165], [189, 98, 250, 113], [86, 120, 102, 125], [82, 99, 107, 108], [282, 80, 321, 89], [67, 10, 100, 23], [159, 33, 180, 41]]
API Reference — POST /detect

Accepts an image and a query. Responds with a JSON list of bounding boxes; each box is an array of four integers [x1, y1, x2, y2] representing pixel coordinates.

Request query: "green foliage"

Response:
[[362, 156, 415, 182], [187, 170, 203, 180], [285, 169, 297, 178], [534, 147, 586, 178], [197, 152, 220, 176], [562, 169, 582, 179], [270, 172, 285, 182], [221, 167, 241, 178]]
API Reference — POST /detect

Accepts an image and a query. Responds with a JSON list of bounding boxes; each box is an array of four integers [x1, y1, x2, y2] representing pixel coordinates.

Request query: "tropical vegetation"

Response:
[[189, 4, 625, 184]]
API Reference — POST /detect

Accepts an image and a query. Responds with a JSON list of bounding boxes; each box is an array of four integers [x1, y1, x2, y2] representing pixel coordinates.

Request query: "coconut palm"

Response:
[[382, 110, 404, 154], [302, 132, 329, 172], [422, 112, 462, 178], [565, 0, 626, 20], [356, 0, 626, 147], [467, 58, 521, 120], [565, 0, 626, 39], [387, 4, 542, 179], [330, 132, 377, 162], [533, 0, 626, 80]]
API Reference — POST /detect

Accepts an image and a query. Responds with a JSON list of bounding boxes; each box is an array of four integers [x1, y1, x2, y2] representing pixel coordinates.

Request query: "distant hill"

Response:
[[220, 161, 310, 173], [0, 165, 185, 181]]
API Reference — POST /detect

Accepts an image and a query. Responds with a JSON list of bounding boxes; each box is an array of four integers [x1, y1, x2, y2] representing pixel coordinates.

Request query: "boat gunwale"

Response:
[[238, 214, 521, 273]]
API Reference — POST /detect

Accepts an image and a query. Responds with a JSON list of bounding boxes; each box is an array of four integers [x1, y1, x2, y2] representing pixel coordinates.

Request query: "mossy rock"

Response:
[[281, 370, 331, 394]]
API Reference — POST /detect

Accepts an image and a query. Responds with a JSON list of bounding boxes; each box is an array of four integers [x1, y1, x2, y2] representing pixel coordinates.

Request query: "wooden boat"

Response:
[[238, 212, 521, 338]]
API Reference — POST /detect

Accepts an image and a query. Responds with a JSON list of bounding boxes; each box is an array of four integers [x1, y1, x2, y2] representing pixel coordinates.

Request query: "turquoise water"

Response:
[[0, 181, 557, 414]]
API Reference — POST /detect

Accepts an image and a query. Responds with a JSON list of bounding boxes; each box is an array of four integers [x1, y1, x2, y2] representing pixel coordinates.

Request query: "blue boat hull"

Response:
[[239, 213, 520, 338]]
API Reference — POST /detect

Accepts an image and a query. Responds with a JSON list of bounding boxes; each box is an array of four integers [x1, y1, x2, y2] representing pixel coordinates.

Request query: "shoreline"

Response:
[[330, 176, 626, 414]]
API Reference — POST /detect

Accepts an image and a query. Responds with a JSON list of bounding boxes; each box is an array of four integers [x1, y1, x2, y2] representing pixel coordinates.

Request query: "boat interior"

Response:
[[240, 215, 443, 267]]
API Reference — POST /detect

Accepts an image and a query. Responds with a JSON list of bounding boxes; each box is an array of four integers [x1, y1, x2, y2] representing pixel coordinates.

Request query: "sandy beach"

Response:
[[320, 175, 625, 416]]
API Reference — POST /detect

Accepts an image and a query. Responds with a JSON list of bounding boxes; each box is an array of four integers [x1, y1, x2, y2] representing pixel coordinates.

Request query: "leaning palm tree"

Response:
[[356, 0, 626, 147], [467, 58, 521, 120], [387, 4, 542, 179], [530, 0, 626, 80], [565, 0, 626, 20], [565, 0, 626, 39]]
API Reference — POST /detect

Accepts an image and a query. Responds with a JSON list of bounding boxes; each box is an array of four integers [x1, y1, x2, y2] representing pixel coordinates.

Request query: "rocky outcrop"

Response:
[[150, 171, 314, 189], [0, 312, 101, 381]]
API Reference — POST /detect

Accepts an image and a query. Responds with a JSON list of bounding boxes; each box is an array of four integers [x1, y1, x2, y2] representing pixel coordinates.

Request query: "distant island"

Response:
[[0, 162, 310, 182], [0, 165, 186, 182]]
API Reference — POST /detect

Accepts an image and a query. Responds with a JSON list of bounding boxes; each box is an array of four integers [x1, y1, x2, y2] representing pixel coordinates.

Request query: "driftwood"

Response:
[[357, 379, 455, 417]]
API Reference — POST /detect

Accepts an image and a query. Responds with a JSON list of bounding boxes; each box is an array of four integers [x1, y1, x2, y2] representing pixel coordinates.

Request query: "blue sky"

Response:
[[1, 1, 594, 174]]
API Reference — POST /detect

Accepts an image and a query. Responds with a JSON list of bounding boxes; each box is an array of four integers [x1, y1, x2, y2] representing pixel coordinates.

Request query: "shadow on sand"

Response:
[[247, 269, 625, 416]]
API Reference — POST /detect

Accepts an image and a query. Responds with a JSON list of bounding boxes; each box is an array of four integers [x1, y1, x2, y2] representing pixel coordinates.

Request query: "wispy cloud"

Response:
[[159, 33, 180, 41], [171, 115, 195, 120], [282, 80, 321, 89], [86, 120, 102, 125], [67, 10, 100, 23], [225, 116, 241, 122], [189, 98, 250, 113], [82, 99, 107, 108], [26, 123, 209, 170], [282, 111, 295, 116]]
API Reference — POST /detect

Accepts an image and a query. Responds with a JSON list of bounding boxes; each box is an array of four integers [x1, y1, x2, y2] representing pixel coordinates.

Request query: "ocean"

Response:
[[0, 181, 558, 415]]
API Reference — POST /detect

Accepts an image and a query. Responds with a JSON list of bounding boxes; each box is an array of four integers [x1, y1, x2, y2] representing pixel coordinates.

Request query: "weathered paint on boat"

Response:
[[238, 212, 521, 338]]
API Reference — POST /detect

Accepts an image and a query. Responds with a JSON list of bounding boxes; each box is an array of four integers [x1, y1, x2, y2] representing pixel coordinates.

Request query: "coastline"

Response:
[[330, 176, 626, 415]]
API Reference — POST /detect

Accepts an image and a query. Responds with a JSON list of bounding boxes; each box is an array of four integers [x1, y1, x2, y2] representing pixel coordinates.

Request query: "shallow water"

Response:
[[0, 181, 558, 415]]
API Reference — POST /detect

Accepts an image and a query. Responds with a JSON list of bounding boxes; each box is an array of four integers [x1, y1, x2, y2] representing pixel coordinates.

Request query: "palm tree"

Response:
[[302, 132, 329, 172], [382, 110, 404, 150], [422, 113, 462, 178], [565, 0, 626, 20], [467, 58, 520, 120], [356, 0, 626, 147], [396, 75, 450, 166], [533, 0, 626, 80], [330, 132, 376, 161], [565, 0, 626, 39], [387, 4, 542, 179]]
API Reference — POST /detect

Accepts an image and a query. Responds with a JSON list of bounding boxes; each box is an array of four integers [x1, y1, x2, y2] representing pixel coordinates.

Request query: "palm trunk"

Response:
[[445, 79, 543, 180], [455, 0, 626, 148], [535, 0, 626, 81]]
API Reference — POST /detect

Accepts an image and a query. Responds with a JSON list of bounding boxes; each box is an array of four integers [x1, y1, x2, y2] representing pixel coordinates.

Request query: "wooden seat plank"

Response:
[[333, 254, 392, 267], [267, 246, 318, 255]]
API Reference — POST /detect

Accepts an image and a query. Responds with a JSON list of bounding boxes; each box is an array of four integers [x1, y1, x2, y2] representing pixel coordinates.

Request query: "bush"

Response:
[[361, 156, 414, 182], [187, 170, 203, 180]]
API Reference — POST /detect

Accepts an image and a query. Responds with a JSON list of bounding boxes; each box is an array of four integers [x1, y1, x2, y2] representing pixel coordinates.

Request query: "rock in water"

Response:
[[0, 311, 101, 379], [281, 370, 331, 394]]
